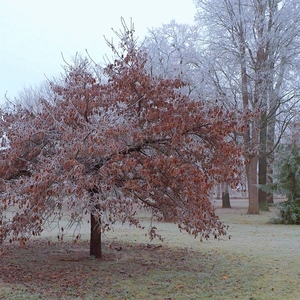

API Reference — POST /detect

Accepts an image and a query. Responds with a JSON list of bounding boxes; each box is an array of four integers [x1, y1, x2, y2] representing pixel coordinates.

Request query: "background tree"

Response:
[[260, 117, 300, 223], [193, 0, 300, 213], [143, 21, 241, 208], [144, 21, 206, 98], [222, 183, 231, 208], [260, 143, 300, 224], [0, 23, 244, 258]]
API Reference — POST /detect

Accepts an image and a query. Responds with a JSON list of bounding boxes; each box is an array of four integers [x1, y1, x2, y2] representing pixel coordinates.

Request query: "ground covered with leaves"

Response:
[[0, 200, 299, 299]]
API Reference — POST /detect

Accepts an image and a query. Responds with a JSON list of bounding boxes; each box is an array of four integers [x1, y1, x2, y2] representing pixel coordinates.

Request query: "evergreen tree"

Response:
[[260, 144, 300, 224]]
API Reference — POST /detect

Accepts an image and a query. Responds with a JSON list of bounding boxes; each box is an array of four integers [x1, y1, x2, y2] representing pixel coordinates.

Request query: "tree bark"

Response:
[[239, 32, 259, 214], [266, 169, 274, 204], [90, 212, 102, 259], [216, 184, 221, 200], [247, 154, 260, 214], [258, 155, 269, 210], [258, 114, 269, 211], [222, 183, 231, 208], [266, 101, 276, 204], [258, 155, 269, 209]]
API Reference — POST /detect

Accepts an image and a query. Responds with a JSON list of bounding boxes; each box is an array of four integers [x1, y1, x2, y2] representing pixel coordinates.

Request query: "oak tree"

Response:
[[0, 24, 244, 258]]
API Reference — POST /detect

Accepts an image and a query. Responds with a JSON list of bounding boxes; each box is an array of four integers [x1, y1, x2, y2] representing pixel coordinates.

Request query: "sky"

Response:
[[0, 0, 196, 104]]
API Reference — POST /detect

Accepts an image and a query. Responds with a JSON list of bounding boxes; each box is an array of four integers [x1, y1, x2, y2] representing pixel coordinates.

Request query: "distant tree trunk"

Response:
[[162, 207, 177, 222], [266, 106, 276, 204], [258, 155, 269, 210], [267, 168, 274, 204], [222, 183, 231, 208], [247, 154, 260, 214], [258, 115, 269, 211], [90, 208, 102, 259], [216, 184, 221, 199], [266, 120, 274, 204], [240, 42, 259, 215], [245, 116, 260, 214]]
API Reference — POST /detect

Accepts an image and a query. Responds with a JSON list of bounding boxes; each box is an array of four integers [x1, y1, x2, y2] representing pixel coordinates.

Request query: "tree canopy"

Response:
[[0, 25, 244, 258]]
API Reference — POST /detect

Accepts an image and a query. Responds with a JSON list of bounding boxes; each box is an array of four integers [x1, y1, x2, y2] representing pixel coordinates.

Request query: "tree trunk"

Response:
[[247, 154, 260, 214], [239, 35, 260, 214], [258, 155, 269, 210], [90, 213, 102, 259], [267, 168, 274, 204], [222, 183, 231, 208], [266, 104, 276, 204], [258, 115, 269, 211], [216, 184, 221, 199], [266, 121, 275, 206]]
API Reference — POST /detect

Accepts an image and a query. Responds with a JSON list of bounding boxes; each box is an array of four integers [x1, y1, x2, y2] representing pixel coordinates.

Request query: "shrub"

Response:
[[271, 199, 300, 224]]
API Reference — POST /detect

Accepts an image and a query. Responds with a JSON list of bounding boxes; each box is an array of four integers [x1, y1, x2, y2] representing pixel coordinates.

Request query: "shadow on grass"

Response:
[[1, 237, 297, 300]]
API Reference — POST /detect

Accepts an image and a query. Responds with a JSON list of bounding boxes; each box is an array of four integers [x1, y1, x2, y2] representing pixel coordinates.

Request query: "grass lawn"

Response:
[[0, 198, 299, 299]]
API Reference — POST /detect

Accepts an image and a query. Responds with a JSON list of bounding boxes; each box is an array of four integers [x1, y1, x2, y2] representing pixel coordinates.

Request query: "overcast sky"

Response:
[[0, 0, 196, 104]]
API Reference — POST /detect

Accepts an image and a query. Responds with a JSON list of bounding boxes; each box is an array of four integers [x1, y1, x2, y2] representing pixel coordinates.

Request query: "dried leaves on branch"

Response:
[[0, 23, 244, 254]]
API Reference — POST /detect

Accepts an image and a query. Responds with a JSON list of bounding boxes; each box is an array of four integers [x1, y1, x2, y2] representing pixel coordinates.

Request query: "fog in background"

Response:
[[0, 0, 195, 104]]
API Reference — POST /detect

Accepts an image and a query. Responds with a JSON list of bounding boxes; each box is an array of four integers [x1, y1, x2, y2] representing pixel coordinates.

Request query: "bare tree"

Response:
[[143, 21, 207, 98], [194, 0, 300, 213]]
